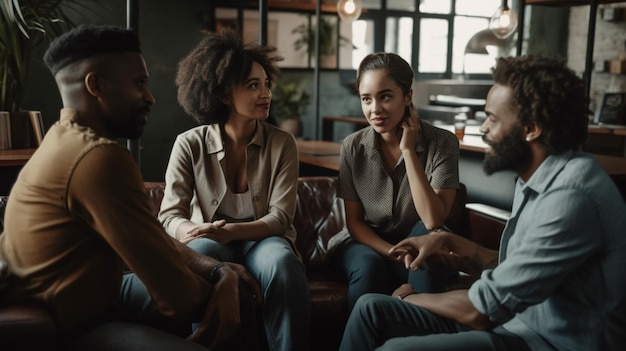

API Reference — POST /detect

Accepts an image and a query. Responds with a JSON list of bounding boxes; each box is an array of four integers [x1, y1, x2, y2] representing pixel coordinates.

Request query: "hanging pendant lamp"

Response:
[[489, 0, 518, 39], [337, 0, 362, 22]]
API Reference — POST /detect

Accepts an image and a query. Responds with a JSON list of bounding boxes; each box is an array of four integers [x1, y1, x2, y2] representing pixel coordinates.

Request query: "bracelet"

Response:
[[209, 263, 226, 284], [396, 290, 415, 300]]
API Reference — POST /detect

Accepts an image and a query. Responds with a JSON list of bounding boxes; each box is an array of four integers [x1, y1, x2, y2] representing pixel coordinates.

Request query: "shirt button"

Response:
[[253, 196, 259, 201], [211, 200, 218, 205]]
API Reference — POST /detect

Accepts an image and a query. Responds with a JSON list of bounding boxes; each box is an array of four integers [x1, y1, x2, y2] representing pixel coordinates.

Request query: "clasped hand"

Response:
[[184, 219, 230, 244]]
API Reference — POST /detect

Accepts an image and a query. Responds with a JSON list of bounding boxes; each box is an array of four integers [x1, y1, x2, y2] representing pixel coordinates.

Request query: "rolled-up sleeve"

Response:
[[468, 187, 601, 324]]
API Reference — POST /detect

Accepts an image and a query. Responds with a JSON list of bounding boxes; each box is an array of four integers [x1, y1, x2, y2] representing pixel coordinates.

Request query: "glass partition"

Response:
[[419, 18, 448, 73]]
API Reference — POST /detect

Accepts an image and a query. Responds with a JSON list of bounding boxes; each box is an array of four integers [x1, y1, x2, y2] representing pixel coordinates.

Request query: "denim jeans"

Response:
[[334, 221, 454, 311], [339, 293, 531, 351], [188, 236, 310, 351], [67, 272, 260, 351]]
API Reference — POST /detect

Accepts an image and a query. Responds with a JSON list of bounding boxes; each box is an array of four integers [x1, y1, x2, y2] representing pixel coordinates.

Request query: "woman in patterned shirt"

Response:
[[334, 52, 460, 310]]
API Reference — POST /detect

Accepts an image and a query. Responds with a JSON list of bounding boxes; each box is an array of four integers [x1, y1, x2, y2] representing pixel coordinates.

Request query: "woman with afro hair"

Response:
[[158, 28, 310, 351]]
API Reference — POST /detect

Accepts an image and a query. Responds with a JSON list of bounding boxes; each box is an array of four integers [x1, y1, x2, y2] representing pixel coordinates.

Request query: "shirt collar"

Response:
[[204, 120, 265, 154], [520, 150, 574, 195], [59, 108, 101, 138]]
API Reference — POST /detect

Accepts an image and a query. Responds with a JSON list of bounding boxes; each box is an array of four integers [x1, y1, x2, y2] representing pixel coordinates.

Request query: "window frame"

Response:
[[357, 0, 495, 80]]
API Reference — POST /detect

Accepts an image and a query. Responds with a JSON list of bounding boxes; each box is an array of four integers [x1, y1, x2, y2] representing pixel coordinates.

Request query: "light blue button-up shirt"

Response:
[[469, 151, 626, 350]]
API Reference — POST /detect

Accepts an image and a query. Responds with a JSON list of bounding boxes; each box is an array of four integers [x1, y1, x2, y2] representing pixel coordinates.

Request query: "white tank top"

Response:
[[215, 187, 254, 222]]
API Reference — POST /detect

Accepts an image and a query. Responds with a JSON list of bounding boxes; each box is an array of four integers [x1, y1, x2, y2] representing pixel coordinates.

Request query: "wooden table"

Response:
[[0, 148, 36, 167], [297, 140, 341, 172], [321, 116, 368, 141], [297, 136, 626, 178]]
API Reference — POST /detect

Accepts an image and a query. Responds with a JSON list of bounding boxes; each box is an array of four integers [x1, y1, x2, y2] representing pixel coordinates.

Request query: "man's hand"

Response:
[[187, 262, 261, 349], [389, 231, 450, 271], [187, 265, 241, 349], [224, 263, 263, 305], [392, 283, 416, 300]]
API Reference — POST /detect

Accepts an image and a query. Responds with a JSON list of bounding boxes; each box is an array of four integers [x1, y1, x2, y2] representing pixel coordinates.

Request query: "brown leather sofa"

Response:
[[0, 176, 505, 351]]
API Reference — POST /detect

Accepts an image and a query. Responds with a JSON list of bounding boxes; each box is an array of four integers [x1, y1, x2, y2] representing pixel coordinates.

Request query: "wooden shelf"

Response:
[[526, 0, 626, 5], [214, 1, 339, 13], [0, 148, 36, 167]]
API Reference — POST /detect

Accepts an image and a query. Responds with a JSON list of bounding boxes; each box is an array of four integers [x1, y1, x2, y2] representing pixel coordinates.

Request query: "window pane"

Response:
[[419, 19, 448, 73], [420, 0, 451, 14], [271, 12, 309, 68], [385, 17, 413, 65], [453, 17, 493, 74], [361, 0, 381, 10], [351, 19, 374, 69], [339, 18, 355, 69], [455, 0, 501, 17], [388, 0, 416, 11]]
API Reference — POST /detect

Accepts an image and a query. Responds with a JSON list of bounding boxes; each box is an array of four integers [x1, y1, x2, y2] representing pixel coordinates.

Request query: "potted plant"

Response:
[[292, 15, 353, 68], [271, 78, 310, 138], [0, 0, 82, 148]]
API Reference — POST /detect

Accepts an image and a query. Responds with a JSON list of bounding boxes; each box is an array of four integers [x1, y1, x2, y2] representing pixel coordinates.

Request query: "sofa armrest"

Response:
[[294, 177, 345, 272], [466, 203, 510, 250], [0, 305, 57, 350]]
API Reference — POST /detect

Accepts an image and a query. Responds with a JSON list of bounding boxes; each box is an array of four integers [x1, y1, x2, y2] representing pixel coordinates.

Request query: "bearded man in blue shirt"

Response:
[[338, 55, 626, 351]]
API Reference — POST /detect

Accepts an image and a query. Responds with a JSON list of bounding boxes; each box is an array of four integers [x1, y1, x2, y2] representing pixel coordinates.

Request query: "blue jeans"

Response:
[[67, 272, 260, 350], [189, 236, 310, 351], [334, 222, 455, 311], [339, 293, 531, 351]]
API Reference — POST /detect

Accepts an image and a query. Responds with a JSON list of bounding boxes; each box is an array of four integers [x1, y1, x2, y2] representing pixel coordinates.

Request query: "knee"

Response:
[[346, 253, 386, 280], [260, 251, 306, 289], [187, 238, 226, 260], [353, 293, 389, 317]]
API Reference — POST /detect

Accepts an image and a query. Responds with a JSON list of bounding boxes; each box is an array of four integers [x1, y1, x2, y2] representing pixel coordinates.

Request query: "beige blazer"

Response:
[[158, 121, 299, 245]]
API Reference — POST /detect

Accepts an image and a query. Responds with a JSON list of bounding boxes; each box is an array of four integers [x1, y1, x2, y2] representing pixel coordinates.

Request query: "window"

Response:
[[349, 0, 506, 79]]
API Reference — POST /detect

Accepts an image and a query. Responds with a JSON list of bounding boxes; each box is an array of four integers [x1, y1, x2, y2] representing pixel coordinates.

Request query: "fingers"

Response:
[[409, 250, 427, 271], [403, 253, 414, 270], [242, 272, 263, 304], [227, 263, 263, 304], [212, 219, 227, 227]]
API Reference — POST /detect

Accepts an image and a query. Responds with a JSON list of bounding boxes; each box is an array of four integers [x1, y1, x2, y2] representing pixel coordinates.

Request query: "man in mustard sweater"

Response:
[[0, 25, 262, 350]]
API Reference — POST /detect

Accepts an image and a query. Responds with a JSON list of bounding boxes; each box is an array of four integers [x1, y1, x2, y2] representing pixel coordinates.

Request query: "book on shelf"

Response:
[[27, 111, 44, 146], [0, 112, 11, 150], [594, 92, 626, 125], [4, 110, 45, 149]]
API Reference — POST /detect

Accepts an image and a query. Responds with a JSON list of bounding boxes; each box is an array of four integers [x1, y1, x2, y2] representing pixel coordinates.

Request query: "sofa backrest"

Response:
[[144, 182, 166, 218], [145, 178, 346, 272]]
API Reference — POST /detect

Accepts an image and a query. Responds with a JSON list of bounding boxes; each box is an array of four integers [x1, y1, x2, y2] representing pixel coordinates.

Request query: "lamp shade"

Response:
[[465, 28, 509, 55], [337, 0, 362, 22], [489, 5, 518, 39]]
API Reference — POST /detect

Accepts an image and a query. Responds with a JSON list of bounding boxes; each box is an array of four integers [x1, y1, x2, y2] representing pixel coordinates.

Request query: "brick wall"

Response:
[[568, 5, 626, 113]]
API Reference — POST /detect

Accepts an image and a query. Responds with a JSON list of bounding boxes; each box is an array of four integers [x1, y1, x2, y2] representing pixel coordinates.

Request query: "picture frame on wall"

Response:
[[594, 92, 626, 125]]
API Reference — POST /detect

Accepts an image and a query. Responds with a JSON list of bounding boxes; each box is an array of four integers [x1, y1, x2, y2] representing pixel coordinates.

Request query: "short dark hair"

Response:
[[355, 53, 414, 96], [176, 28, 283, 125], [44, 24, 141, 76], [493, 56, 590, 153]]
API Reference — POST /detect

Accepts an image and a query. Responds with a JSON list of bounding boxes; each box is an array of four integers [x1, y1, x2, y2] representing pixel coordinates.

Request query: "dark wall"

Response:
[[22, 0, 207, 181], [460, 150, 515, 211], [21, 1, 360, 181]]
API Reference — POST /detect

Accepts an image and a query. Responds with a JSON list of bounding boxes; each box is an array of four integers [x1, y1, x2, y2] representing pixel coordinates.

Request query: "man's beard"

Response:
[[482, 124, 532, 175]]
